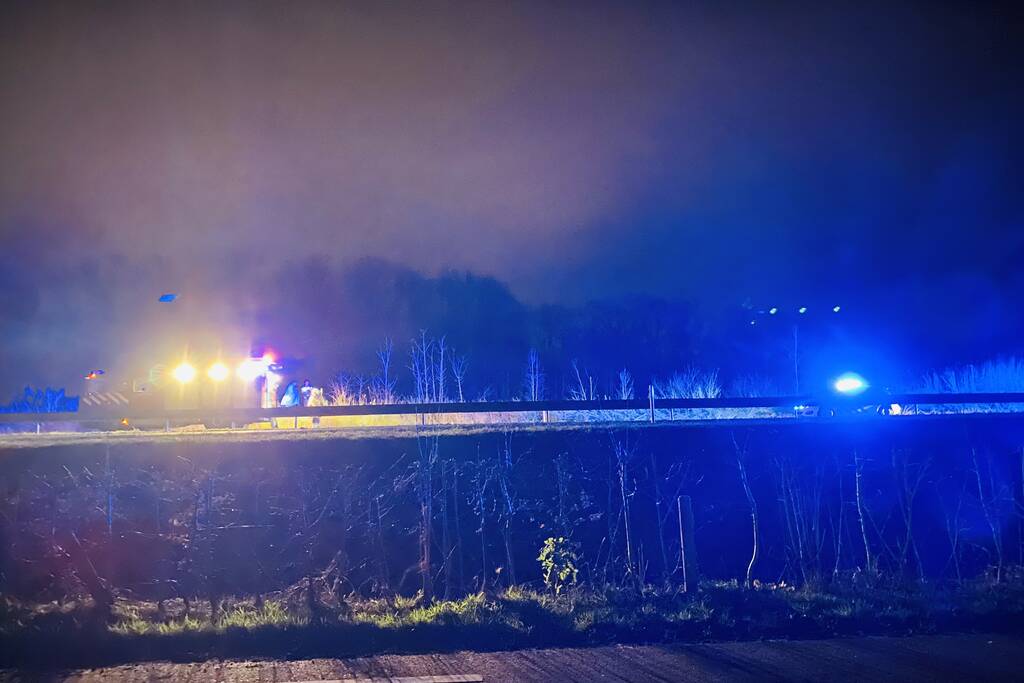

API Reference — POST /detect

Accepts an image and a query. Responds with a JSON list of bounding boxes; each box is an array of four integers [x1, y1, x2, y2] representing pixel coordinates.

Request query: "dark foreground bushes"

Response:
[[3, 577, 1024, 669], [4, 420, 1024, 669]]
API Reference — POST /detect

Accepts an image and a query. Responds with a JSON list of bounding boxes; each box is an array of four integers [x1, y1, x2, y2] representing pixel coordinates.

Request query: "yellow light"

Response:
[[172, 362, 197, 384], [237, 357, 266, 381], [207, 361, 230, 382]]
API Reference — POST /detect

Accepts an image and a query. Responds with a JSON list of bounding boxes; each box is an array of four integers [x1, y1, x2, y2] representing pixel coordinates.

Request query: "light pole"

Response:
[[750, 304, 843, 394]]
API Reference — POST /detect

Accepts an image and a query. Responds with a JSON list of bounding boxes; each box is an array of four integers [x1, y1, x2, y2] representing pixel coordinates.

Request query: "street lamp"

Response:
[[172, 362, 197, 384], [207, 361, 230, 382]]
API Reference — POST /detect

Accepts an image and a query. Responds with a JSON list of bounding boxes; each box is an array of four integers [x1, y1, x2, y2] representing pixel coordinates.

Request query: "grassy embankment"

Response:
[[3, 577, 1024, 669]]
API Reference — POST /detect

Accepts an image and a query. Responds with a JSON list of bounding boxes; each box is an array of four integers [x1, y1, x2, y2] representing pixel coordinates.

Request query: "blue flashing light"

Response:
[[750, 319, 756, 325], [833, 372, 868, 395], [833, 305, 841, 313], [769, 307, 778, 315], [798, 306, 807, 314]]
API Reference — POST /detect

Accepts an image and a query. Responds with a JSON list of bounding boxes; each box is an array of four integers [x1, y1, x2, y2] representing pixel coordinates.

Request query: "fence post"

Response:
[[648, 385, 655, 423]]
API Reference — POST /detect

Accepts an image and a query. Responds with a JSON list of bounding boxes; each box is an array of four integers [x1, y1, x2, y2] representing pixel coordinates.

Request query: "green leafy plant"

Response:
[[538, 536, 579, 597]]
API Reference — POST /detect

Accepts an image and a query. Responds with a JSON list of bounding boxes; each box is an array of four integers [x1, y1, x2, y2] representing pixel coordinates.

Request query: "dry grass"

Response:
[[918, 357, 1024, 393]]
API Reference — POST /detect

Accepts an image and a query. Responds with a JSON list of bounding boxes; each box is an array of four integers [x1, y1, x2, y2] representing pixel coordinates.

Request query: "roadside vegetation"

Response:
[[4, 575, 1024, 668], [917, 357, 1024, 393], [4, 409, 1024, 669]]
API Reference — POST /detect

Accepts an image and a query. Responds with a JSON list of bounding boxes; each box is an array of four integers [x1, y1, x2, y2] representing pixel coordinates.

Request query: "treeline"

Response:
[[0, 387, 78, 414], [260, 259, 806, 401], [265, 260, 1024, 402], [326, 329, 1024, 411], [2, 420, 1023, 617]]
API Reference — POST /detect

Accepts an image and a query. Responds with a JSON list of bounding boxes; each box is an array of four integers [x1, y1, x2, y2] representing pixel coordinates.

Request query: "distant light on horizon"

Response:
[[769, 307, 778, 315], [833, 305, 841, 313], [798, 306, 807, 314]]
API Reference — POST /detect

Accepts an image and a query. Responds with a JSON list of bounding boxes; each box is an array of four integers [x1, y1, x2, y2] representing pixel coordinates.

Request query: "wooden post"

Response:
[[677, 495, 699, 593]]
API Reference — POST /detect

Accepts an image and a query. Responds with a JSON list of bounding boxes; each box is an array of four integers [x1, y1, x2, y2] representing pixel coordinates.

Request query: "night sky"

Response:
[[1, 1, 1022, 391]]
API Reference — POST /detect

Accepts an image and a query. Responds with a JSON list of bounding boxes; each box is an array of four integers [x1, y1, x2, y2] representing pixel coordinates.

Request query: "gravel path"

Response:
[[8, 633, 1019, 682]]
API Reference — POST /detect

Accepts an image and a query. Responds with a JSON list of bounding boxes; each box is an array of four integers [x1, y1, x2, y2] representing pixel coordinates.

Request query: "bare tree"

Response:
[[435, 337, 448, 403], [617, 368, 635, 400], [410, 331, 449, 404], [648, 453, 670, 583], [371, 492, 392, 594], [611, 432, 638, 585], [831, 454, 846, 578], [450, 458, 466, 593], [410, 332, 430, 403], [775, 454, 825, 586], [569, 359, 597, 400], [451, 354, 468, 402], [676, 495, 699, 593], [495, 432, 521, 586], [373, 337, 397, 404], [892, 448, 929, 580], [469, 451, 493, 593], [853, 451, 877, 576], [416, 436, 438, 600], [440, 458, 453, 599], [523, 348, 545, 401], [733, 432, 759, 588], [941, 479, 969, 584], [971, 447, 1005, 581]]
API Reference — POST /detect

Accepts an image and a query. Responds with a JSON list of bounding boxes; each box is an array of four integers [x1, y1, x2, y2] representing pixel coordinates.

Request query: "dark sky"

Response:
[[1, 0, 1022, 389]]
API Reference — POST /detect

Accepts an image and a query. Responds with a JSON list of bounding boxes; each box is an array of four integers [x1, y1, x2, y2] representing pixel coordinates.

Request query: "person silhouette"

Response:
[[280, 381, 301, 407]]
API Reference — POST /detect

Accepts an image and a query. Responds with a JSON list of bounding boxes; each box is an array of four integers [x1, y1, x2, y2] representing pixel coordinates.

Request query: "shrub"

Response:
[[538, 537, 579, 597], [652, 368, 721, 399]]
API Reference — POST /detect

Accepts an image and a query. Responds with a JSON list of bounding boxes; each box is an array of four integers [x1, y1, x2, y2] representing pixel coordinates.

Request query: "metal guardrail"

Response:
[[3, 392, 1024, 426]]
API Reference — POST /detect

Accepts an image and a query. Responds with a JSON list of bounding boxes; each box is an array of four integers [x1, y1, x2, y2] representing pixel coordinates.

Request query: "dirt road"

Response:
[[10, 633, 1017, 682]]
